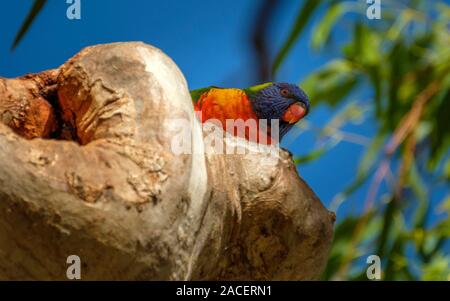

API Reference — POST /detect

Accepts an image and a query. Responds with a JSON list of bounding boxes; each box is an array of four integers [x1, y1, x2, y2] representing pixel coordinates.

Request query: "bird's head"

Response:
[[246, 82, 310, 139]]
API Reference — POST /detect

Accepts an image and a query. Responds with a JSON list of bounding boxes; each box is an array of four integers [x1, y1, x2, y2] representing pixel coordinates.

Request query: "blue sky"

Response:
[[0, 0, 447, 227]]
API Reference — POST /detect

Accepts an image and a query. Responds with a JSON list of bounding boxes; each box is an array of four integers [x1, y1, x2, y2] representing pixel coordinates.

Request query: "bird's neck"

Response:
[[248, 94, 292, 141]]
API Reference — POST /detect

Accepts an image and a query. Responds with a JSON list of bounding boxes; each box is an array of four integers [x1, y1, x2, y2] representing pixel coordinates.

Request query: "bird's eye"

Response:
[[280, 89, 290, 97]]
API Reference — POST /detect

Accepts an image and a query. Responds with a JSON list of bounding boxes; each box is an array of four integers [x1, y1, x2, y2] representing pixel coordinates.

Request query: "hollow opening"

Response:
[[44, 90, 78, 142]]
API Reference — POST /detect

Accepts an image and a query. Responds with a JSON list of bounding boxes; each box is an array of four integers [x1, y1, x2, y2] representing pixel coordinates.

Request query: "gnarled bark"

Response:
[[0, 42, 335, 280]]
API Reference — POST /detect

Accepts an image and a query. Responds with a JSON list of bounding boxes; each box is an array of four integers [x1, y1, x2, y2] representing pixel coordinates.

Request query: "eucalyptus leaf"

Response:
[[12, 0, 47, 50], [272, 0, 322, 76]]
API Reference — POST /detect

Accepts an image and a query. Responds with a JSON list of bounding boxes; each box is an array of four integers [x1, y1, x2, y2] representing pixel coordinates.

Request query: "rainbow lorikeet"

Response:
[[191, 82, 310, 144]]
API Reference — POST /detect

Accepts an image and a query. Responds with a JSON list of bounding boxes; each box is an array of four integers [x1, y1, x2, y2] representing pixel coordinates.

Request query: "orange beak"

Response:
[[282, 102, 307, 124]]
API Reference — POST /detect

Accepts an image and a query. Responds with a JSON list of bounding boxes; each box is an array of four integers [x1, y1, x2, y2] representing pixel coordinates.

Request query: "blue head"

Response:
[[248, 82, 310, 139]]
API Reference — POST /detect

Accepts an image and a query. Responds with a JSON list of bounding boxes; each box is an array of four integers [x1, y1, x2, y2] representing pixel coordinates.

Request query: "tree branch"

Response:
[[0, 42, 334, 280]]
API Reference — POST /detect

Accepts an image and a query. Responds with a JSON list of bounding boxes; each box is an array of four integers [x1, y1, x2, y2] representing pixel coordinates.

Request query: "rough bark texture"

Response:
[[0, 42, 335, 280]]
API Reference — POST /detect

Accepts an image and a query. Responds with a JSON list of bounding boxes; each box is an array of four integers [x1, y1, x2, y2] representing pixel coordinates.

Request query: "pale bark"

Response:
[[0, 42, 335, 280]]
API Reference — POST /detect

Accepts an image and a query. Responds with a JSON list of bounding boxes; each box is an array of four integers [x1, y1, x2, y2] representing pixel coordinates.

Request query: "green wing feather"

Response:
[[190, 82, 273, 103], [190, 86, 219, 103], [242, 82, 273, 97]]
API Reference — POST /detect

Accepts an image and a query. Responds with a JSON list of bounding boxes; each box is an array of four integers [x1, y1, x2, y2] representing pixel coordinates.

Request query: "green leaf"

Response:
[[338, 132, 385, 199], [356, 133, 384, 179], [319, 101, 369, 140], [322, 211, 378, 280], [439, 194, 450, 213], [321, 215, 361, 280], [445, 159, 450, 181], [272, 0, 322, 76], [422, 254, 450, 280], [376, 197, 398, 257], [384, 235, 408, 280], [343, 23, 382, 66], [365, 65, 383, 118], [432, 218, 450, 238], [301, 59, 360, 106], [386, 9, 422, 42], [12, 0, 47, 50], [294, 146, 329, 165], [410, 160, 430, 230], [429, 88, 450, 170], [311, 2, 349, 50]]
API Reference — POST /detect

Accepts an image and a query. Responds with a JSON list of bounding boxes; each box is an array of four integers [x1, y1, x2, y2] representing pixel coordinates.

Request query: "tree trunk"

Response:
[[0, 42, 335, 280]]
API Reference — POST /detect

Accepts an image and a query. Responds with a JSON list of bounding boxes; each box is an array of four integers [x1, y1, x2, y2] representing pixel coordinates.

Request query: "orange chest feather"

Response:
[[194, 88, 273, 144], [194, 88, 258, 124]]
